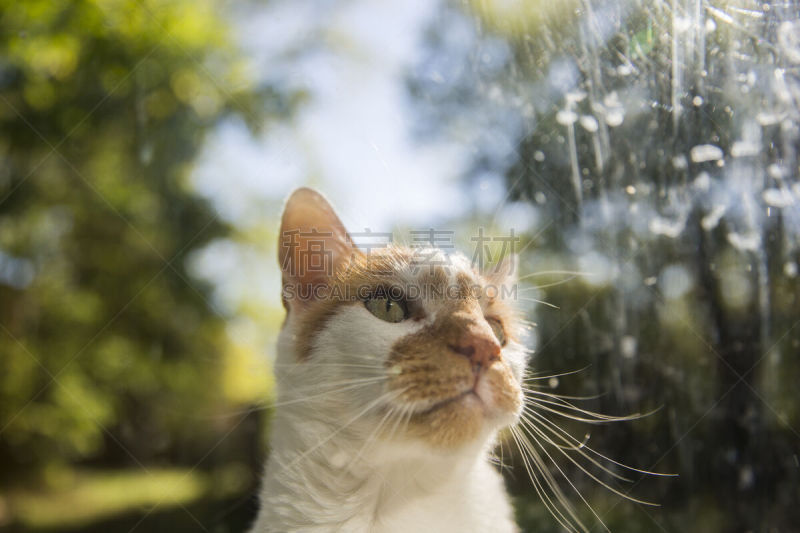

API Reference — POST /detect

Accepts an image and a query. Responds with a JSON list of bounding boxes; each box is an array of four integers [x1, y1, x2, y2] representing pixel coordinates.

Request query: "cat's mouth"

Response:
[[415, 389, 482, 416], [389, 368, 523, 448]]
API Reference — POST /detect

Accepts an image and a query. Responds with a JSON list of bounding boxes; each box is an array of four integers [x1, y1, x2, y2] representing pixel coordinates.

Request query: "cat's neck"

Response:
[[254, 406, 515, 532]]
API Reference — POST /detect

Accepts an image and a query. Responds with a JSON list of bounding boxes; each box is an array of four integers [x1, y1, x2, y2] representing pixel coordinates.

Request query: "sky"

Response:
[[191, 0, 470, 233], [187, 0, 478, 328]]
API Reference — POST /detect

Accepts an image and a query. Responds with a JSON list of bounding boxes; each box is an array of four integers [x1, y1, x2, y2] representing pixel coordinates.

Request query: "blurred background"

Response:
[[1, 0, 799, 531]]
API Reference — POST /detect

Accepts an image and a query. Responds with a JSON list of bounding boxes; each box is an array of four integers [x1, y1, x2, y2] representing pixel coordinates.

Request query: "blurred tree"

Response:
[[0, 0, 282, 481], [410, 1, 800, 531]]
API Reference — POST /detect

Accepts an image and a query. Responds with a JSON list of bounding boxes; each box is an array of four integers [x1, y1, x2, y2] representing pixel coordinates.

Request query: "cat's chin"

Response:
[[394, 388, 519, 450], [416, 388, 481, 415]]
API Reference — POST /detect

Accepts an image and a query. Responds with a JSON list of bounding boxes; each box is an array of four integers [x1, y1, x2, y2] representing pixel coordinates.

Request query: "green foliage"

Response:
[[412, 2, 800, 530], [0, 0, 269, 478]]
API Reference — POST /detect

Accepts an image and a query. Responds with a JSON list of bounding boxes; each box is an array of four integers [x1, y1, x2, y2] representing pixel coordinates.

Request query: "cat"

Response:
[[249, 187, 526, 532], [249, 187, 664, 533]]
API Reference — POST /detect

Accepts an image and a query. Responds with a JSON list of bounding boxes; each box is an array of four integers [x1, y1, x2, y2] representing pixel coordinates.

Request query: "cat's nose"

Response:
[[448, 332, 501, 374]]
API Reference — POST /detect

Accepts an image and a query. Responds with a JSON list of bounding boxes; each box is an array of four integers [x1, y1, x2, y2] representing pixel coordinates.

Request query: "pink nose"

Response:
[[449, 332, 501, 373]]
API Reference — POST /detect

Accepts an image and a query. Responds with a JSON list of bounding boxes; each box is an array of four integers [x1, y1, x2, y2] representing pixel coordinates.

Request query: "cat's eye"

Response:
[[487, 317, 506, 346], [365, 295, 408, 323]]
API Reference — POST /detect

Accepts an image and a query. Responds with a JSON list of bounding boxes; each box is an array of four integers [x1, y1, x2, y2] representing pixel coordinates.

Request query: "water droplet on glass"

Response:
[[674, 17, 691, 32], [767, 164, 785, 179], [603, 91, 621, 108], [693, 172, 711, 191], [566, 90, 587, 104], [701, 205, 727, 231], [650, 216, 686, 238], [556, 109, 578, 126], [728, 232, 761, 252], [731, 141, 760, 158], [690, 144, 724, 163], [579, 115, 599, 132], [605, 109, 624, 127], [756, 112, 782, 126], [617, 64, 633, 76], [762, 188, 794, 208]]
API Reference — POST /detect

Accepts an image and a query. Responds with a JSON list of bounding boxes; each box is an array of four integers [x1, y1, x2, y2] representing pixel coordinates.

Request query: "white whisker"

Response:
[[519, 410, 634, 483], [514, 296, 560, 309], [525, 398, 650, 423], [524, 366, 591, 381], [520, 420, 612, 532], [519, 412, 660, 508], [512, 425, 586, 532], [516, 270, 595, 281], [521, 388, 603, 401], [528, 409, 675, 478], [509, 426, 581, 533], [517, 275, 580, 291], [280, 388, 405, 475]]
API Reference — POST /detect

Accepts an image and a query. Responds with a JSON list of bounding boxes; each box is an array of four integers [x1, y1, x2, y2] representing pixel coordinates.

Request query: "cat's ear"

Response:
[[484, 253, 518, 297], [278, 188, 358, 309]]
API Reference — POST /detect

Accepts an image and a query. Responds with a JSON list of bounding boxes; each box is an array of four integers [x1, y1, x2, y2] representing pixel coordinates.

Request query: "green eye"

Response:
[[365, 296, 408, 323], [487, 317, 506, 346]]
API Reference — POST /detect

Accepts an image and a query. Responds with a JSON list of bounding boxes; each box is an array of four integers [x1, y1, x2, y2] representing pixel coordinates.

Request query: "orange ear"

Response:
[[278, 188, 358, 307]]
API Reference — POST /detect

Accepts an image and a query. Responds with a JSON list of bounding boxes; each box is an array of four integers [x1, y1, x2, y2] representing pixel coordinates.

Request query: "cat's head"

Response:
[[276, 187, 528, 452]]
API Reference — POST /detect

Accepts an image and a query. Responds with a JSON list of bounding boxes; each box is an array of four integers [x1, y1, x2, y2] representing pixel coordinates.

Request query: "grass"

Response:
[[2, 465, 250, 530]]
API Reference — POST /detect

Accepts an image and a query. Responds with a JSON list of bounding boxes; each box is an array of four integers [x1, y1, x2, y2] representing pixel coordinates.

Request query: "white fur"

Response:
[[250, 253, 524, 532]]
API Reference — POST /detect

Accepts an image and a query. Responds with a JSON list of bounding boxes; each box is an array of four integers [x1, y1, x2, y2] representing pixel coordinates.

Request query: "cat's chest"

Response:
[[361, 461, 517, 533], [368, 500, 516, 533]]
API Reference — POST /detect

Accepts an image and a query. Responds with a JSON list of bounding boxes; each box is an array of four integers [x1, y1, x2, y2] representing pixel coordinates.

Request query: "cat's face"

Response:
[[277, 188, 527, 451]]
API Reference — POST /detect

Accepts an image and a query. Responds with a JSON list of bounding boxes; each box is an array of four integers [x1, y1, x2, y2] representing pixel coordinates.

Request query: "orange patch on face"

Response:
[[482, 362, 523, 415], [291, 247, 419, 360], [404, 393, 486, 449], [455, 272, 478, 300], [385, 273, 521, 449], [418, 266, 449, 296], [293, 291, 354, 360]]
